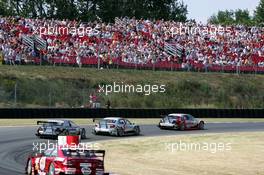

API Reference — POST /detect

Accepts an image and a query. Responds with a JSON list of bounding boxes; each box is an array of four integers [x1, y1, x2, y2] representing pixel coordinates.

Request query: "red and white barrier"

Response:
[[58, 135, 80, 146]]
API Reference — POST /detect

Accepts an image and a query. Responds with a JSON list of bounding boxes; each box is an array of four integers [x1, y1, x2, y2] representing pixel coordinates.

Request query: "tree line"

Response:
[[208, 0, 264, 26], [0, 0, 188, 22], [1, 0, 264, 25]]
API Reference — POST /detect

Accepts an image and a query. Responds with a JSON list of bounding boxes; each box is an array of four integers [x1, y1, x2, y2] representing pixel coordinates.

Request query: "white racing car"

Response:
[[158, 113, 205, 130], [93, 117, 141, 136]]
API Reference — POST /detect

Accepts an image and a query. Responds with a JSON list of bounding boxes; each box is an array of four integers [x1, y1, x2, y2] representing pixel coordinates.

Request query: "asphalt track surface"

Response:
[[0, 122, 264, 175]]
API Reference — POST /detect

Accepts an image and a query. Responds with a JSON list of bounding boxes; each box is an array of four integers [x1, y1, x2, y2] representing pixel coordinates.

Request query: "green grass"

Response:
[[96, 132, 264, 175], [0, 65, 264, 108]]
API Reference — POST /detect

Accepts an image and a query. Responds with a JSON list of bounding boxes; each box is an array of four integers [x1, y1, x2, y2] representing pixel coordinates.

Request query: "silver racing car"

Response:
[[35, 120, 86, 139], [93, 117, 141, 136]]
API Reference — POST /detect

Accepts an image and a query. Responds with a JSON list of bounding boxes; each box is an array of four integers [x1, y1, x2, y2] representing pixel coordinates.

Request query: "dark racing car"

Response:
[[36, 120, 86, 139]]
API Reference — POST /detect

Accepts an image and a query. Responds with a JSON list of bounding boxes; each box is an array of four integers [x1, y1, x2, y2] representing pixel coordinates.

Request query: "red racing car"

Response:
[[25, 146, 109, 175]]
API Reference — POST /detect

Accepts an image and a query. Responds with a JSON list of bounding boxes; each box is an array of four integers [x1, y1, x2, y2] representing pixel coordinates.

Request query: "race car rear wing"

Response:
[[89, 150, 106, 157], [37, 121, 60, 125], [85, 150, 106, 159], [62, 149, 106, 158]]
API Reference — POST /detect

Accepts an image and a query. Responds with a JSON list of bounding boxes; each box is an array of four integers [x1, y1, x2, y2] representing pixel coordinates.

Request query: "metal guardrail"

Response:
[[22, 35, 34, 48], [34, 35, 47, 50], [22, 35, 47, 51], [164, 42, 183, 57]]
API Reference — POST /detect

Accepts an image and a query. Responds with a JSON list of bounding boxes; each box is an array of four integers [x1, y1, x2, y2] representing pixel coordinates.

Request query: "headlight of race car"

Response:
[[65, 168, 77, 174]]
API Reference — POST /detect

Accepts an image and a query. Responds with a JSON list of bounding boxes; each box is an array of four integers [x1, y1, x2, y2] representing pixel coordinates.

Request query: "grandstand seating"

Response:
[[1, 17, 264, 72]]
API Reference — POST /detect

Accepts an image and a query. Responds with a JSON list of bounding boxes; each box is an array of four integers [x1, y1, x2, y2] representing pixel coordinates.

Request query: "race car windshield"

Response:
[[100, 119, 116, 124], [168, 116, 180, 122]]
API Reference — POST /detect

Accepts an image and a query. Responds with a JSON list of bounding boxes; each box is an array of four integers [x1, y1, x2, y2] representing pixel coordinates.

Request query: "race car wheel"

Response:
[[92, 129, 98, 135], [62, 130, 69, 136], [26, 159, 32, 175], [36, 127, 43, 138], [81, 128, 86, 139], [117, 128, 124, 137], [48, 163, 55, 175], [199, 122, 205, 130], [55, 128, 61, 135], [179, 124, 185, 131], [173, 125, 178, 130], [134, 126, 140, 136]]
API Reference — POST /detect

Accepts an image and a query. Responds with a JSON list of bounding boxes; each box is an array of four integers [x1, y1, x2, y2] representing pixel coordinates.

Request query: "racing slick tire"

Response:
[[36, 127, 43, 139], [92, 129, 98, 135], [134, 126, 140, 136], [63, 129, 69, 136], [55, 128, 61, 136], [117, 128, 125, 137], [199, 121, 205, 130], [25, 159, 33, 175], [179, 123, 185, 131], [48, 163, 55, 175], [81, 128, 86, 139], [158, 124, 165, 130]]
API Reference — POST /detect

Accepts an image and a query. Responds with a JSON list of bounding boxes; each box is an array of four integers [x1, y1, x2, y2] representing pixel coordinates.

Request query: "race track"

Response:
[[0, 122, 264, 175]]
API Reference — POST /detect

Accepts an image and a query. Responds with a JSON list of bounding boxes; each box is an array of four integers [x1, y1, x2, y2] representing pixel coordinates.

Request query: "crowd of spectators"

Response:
[[1, 16, 264, 70]]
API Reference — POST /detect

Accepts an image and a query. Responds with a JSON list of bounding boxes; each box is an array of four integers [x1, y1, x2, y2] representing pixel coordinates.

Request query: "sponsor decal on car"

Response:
[[39, 157, 46, 171], [81, 167, 92, 175], [80, 163, 92, 175], [35, 158, 40, 170], [65, 168, 77, 174], [54, 157, 65, 162]]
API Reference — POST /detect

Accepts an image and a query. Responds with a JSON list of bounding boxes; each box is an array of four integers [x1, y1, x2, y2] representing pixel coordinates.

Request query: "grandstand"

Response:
[[0, 16, 264, 73]]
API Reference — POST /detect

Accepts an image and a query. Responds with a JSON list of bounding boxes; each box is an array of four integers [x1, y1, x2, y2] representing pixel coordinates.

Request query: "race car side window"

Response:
[[70, 121, 78, 127], [188, 115, 194, 121], [183, 115, 189, 120], [64, 121, 71, 127], [125, 119, 132, 125], [118, 119, 125, 125]]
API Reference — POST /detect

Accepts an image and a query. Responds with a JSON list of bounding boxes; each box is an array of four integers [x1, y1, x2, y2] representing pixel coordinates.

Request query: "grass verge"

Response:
[[0, 118, 264, 126], [1, 65, 264, 108], [96, 132, 264, 175]]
